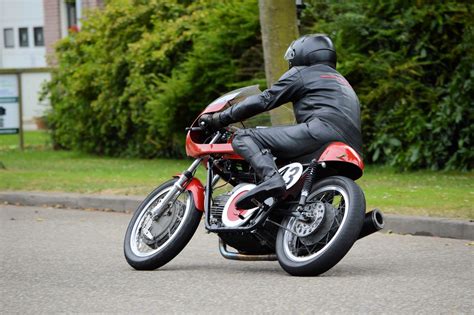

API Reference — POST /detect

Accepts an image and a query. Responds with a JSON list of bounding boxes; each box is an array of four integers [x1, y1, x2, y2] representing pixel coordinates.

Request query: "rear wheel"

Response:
[[124, 179, 202, 270], [276, 176, 365, 276]]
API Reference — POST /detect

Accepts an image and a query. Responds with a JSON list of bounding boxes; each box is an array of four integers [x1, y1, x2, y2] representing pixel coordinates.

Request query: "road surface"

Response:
[[1, 205, 472, 313]]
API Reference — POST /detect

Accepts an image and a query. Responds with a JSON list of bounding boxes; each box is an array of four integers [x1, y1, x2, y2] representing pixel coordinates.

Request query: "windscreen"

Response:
[[207, 85, 262, 107], [208, 85, 295, 128]]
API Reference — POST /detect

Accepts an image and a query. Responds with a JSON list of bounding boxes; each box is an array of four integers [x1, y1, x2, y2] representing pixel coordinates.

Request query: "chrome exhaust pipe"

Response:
[[358, 208, 384, 240], [218, 238, 277, 261]]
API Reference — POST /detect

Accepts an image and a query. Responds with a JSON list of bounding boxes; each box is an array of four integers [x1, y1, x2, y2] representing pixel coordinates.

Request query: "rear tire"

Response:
[[276, 176, 365, 276], [124, 179, 202, 270]]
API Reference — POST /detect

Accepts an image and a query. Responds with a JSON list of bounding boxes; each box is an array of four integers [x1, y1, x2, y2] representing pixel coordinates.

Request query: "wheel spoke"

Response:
[[284, 185, 351, 261], [301, 241, 312, 255], [129, 187, 191, 257]]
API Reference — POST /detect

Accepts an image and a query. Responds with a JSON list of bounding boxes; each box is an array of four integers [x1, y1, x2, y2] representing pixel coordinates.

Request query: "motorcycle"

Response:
[[124, 85, 384, 276]]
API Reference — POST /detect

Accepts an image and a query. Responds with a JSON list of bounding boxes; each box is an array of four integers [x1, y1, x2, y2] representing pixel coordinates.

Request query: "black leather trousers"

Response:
[[231, 117, 345, 163]]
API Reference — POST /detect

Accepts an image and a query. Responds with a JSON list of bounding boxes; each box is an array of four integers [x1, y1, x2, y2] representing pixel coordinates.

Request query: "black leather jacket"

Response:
[[219, 64, 362, 153]]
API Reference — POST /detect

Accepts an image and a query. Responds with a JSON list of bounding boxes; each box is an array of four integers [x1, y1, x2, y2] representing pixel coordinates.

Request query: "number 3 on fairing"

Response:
[[279, 163, 303, 189]]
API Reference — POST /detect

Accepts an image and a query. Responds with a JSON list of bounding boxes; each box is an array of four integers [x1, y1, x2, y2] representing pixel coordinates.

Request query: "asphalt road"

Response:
[[1, 205, 473, 314]]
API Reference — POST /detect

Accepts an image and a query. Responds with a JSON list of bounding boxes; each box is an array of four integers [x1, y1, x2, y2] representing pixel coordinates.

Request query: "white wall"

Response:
[[21, 71, 50, 130], [0, 0, 46, 68]]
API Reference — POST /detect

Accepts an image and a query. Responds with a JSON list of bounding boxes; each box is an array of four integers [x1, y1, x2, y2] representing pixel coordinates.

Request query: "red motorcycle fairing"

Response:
[[186, 85, 263, 159], [185, 99, 236, 159], [173, 175, 205, 211], [186, 118, 243, 160], [186, 134, 238, 159]]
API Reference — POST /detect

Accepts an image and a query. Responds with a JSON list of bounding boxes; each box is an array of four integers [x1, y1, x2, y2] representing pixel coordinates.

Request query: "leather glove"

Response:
[[198, 113, 224, 131]]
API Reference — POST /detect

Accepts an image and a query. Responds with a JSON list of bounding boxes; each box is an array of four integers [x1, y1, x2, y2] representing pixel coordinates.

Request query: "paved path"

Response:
[[1, 205, 473, 314]]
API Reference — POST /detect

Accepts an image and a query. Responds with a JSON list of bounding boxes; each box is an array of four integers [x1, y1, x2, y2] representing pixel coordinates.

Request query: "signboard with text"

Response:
[[0, 75, 19, 134]]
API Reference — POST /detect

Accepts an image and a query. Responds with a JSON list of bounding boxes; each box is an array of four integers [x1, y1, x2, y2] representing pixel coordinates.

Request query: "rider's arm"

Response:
[[218, 67, 304, 126]]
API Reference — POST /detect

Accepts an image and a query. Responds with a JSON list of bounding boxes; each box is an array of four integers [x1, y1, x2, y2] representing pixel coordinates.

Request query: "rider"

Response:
[[199, 34, 362, 209]]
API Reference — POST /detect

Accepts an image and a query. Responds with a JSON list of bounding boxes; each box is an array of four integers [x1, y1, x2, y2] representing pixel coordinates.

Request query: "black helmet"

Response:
[[284, 34, 337, 69]]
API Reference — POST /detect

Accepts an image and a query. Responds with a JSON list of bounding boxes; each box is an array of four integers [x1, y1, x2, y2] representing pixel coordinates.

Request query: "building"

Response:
[[0, 0, 46, 68], [43, 0, 104, 59], [0, 0, 103, 130]]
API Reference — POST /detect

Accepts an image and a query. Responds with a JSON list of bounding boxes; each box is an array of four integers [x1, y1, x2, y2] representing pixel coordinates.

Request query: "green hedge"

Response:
[[302, 0, 473, 170], [45, 0, 263, 158], [45, 0, 472, 170]]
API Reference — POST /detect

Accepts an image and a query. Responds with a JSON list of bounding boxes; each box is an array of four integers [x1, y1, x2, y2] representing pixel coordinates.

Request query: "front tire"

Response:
[[124, 179, 202, 270], [276, 176, 365, 276]]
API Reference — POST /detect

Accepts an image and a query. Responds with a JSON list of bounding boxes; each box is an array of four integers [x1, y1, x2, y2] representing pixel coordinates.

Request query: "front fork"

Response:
[[149, 132, 221, 220]]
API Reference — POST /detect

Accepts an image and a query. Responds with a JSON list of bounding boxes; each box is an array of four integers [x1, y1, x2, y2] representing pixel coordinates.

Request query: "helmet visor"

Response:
[[284, 43, 295, 61]]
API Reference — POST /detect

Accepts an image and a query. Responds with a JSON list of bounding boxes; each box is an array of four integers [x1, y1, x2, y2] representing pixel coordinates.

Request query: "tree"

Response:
[[301, 0, 473, 170], [44, 0, 263, 158], [258, 0, 299, 125]]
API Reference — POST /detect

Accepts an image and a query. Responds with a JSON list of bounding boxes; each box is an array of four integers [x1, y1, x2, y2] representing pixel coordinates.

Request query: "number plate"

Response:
[[279, 163, 303, 189]]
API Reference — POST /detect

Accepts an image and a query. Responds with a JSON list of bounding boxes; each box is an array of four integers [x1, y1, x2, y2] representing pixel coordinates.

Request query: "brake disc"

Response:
[[292, 202, 325, 237], [298, 202, 336, 246]]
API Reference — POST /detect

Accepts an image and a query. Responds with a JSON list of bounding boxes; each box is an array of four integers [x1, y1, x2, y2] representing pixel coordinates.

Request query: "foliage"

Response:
[[45, 0, 473, 170], [44, 0, 263, 158], [302, 0, 473, 170]]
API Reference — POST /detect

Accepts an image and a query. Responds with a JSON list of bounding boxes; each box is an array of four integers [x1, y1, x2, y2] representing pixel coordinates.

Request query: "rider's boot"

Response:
[[235, 149, 286, 209]]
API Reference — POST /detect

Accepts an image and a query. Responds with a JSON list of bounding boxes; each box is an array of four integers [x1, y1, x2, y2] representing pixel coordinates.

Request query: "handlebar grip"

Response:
[[185, 127, 204, 132]]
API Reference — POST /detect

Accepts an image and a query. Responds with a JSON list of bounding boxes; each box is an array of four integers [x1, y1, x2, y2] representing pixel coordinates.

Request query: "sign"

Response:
[[0, 75, 19, 134]]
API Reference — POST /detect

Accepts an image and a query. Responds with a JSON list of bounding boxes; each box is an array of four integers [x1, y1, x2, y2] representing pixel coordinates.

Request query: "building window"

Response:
[[66, 1, 78, 30], [3, 28, 14, 48], [34, 27, 44, 46], [19, 27, 29, 47]]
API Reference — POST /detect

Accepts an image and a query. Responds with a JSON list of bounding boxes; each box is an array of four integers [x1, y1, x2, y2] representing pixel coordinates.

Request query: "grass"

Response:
[[359, 166, 473, 219], [0, 132, 205, 195], [1, 130, 52, 149], [1, 131, 472, 219]]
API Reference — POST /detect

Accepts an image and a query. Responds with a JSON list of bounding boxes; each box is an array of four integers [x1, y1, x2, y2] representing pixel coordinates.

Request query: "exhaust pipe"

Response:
[[358, 208, 384, 240], [218, 238, 277, 261]]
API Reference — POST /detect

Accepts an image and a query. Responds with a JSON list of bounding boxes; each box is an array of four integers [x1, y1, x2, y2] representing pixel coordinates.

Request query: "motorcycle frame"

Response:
[[203, 156, 276, 232], [152, 97, 365, 229], [169, 134, 364, 234]]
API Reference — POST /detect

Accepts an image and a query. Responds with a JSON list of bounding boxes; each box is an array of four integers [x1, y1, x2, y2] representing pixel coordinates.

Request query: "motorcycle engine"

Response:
[[210, 184, 278, 255], [209, 193, 229, 225], [210, 184, 258, 228]]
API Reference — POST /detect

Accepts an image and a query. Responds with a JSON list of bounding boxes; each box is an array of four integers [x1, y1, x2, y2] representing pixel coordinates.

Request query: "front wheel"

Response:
[[124, 178, 202, 270], [276, 176, 365, 276]]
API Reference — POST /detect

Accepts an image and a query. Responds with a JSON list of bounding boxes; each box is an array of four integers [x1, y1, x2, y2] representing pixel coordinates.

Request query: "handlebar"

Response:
[[186, 125, 241, 133], [185, 127, 204, 132]]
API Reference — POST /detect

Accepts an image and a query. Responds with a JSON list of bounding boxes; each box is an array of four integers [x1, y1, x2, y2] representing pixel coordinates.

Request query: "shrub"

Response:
[[302, 0, 473, 170], [45, 0, 263, 158], [46, 0, 473, 170]]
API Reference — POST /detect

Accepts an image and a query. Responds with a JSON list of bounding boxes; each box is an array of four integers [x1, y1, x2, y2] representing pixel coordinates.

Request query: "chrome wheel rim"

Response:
[[283, 185, 349, 262], [130, 187, 191, 257]]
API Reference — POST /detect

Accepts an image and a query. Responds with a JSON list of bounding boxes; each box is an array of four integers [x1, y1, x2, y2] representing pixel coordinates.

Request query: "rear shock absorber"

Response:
[[296, 159, 325, 212]]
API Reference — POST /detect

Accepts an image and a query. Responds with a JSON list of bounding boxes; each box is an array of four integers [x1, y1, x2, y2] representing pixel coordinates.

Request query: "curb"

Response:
[[1, 191, 473, 241], [0, 191, 143, 213], [383, 215, 473, 241]]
